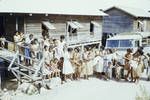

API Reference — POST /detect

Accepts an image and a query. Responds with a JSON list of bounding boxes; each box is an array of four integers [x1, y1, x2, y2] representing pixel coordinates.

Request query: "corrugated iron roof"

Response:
[[104, 5, 150, 18]]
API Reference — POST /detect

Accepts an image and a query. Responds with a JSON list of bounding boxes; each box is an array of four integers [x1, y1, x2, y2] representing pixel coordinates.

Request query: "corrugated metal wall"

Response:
[[103, 8, 134, 34], [24, 15, 102, 39], [25, 18, 42, 35]]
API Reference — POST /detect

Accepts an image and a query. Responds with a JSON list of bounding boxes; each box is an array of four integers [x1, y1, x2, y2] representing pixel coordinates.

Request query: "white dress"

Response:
[[130, 60, 138, 70], [43, 50, 52, 75], [54, 46, 61, 59], [43, 50, 51, 64], [56, 40, 65, 59], [43, 39, 50, 47], [14, 35, 20, 43], [62, 51, 74, 75], [93, 56, 104, 72], [87, 53, 94, 75]]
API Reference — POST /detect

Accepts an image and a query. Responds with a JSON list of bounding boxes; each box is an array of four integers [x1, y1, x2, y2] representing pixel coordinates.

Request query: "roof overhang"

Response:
[[0, 0, 108, 17], [103, 6, 150, 18]]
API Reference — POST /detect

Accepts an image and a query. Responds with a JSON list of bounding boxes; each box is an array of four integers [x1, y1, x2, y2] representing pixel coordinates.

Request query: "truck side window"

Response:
[[142, 38, 147, 47], [135, 41, 140, 47]]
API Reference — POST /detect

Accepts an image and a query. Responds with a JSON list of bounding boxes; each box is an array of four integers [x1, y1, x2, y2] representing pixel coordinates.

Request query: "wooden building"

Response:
[[103, 6, 150, 34], [0, 0, 107, 47], [101, 6, 150, 46]]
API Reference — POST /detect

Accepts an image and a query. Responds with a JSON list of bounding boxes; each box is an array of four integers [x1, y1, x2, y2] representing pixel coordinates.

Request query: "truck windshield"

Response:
[[106, 40, 133, 48], [119, 40, 132, 47], [107, 40, 119, 48]]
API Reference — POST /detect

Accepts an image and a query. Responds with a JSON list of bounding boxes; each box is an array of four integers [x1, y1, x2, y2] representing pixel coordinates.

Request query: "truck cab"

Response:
[[105, 32, 150, 54]]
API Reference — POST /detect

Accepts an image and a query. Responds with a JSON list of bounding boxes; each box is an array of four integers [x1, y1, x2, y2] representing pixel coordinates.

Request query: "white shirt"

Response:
[[25, 38, 32, 44]]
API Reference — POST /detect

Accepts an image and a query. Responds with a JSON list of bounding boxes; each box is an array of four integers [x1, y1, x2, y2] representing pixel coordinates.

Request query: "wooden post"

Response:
[[24, 17, 27, 34], [0, 74, 1, 91], [66, 22, 69, 47], [16, 17, 18, 31], [81, 44, 84, 59], [98, 40, 101, 50]]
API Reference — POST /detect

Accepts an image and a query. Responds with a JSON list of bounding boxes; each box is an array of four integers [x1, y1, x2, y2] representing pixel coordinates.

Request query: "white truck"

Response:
[[105, 32, 150, 54], [105, 32, 150, 80]]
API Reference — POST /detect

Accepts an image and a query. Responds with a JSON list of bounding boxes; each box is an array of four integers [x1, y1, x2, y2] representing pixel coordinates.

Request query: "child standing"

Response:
[[52, 58, 60, 77], [106, 62, 113, 79]]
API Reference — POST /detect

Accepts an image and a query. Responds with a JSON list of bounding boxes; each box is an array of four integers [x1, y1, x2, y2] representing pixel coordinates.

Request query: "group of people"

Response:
[[1, 31, 150, 84], [42, 39, 150, 84], [123, 48, 150, 82]]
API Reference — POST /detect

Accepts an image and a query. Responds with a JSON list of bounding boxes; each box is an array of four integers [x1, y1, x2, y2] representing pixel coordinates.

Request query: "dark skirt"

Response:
[[25, 47, 31, 58]]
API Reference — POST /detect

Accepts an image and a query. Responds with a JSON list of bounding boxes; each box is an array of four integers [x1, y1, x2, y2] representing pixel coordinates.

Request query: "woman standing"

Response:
[[71, 48, 80, 80], [87, 48, 95, 76], [124, 49, 133, 81], [131, 51, 143, 83], [82, 47, 89, 79], [93, 51, 104, 78], [13, 31, 20, 51], [62, 47, 74, 81]]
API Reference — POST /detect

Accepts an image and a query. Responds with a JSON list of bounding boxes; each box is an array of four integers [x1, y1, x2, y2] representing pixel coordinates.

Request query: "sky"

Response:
[[0, 0, 150, 15]]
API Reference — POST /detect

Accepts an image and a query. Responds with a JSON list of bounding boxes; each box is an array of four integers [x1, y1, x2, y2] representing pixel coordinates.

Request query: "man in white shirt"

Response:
[[25, 34, 34, 44]]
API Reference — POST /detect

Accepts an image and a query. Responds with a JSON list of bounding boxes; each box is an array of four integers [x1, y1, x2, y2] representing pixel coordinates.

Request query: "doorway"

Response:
[[0, 16, 5, 37]]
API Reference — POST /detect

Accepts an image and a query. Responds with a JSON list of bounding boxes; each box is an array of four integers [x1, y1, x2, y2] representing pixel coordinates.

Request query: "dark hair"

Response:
[[60, 35, 65, 40], [60, 57, 64, 61], [22, 38, 25, 41], [54, 58, 58, 61], [108, 62, 111, 65], [127, 48, 132, 53], [29, 34, 33, 37], [44, 45, 48, 49], [30, 40, 34, 44], [14, 31, 18, 34], [108, 49, 113, 53], [53, 39, 56, 42], [74, 47, 79, 52], [34, 38, 38, 42]]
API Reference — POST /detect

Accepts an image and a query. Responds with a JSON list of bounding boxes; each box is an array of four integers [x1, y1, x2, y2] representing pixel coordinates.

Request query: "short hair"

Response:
[[127, 48, 132, 53], [60, 57, 64, 61], [108, 62, 111, 64], [60, 35, 65, 40], [29, 34, 33, 37], [53, 39, 57, 42], [44, 45, 48, 49], [74, 47, 79, 52]]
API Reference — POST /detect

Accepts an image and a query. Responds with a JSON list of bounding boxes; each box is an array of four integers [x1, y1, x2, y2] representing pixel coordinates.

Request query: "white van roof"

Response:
[[137, 32, 150, 38], [107, 32, 150, 40], [107, 34, 142, 40]]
